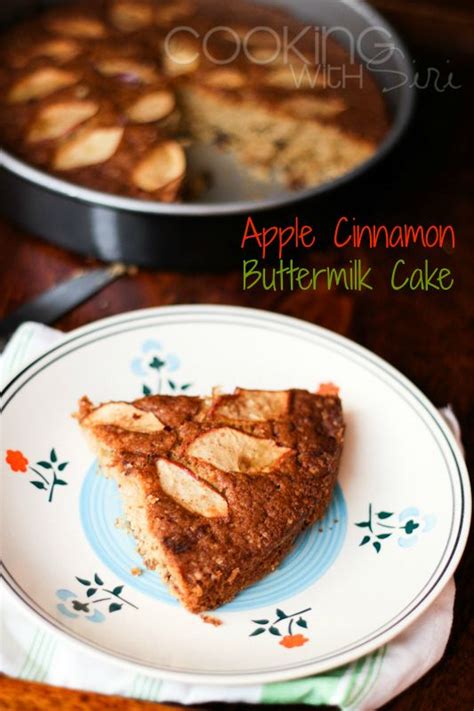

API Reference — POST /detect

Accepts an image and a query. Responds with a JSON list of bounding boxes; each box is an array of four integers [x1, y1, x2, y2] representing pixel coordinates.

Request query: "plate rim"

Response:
[[1, 304, 471, 685]]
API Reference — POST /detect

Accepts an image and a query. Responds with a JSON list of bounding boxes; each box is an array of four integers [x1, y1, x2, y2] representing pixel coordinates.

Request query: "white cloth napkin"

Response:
[[0, 323, 458, 710]]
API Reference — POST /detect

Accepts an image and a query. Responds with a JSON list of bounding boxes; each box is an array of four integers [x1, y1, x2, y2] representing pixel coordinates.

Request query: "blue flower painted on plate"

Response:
[[356, 504, 436, 553], [56, 589, 106, 623], [398, 507, 437, 548], [56, 574, 137, 623], [130, 340, 191, 396]]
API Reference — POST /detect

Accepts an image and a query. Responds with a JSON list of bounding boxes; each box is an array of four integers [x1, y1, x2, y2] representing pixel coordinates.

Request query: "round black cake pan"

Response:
[[0, 0, 415, 269]]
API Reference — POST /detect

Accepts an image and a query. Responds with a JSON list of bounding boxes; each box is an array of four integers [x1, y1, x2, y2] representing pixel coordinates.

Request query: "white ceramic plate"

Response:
[[1, 305, 470, 685]]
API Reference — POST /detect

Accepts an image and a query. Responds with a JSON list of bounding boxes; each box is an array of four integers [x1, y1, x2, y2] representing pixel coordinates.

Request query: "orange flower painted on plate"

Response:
[[317, 382, 339, 396], [250, 607, 312, 647], [279, 633, 309, 649], [5, 450, 29, 473], [7, 447, 69, 502]]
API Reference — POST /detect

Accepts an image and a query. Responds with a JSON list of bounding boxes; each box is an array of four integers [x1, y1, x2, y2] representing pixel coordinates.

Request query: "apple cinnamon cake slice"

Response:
[[76, 386, 344, 613]]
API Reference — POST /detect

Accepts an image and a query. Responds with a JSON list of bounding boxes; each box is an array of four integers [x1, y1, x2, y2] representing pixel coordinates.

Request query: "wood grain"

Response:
[[0, 676, 178, 710], [0, 2, 473, 709], [372, 0, 474, 54]]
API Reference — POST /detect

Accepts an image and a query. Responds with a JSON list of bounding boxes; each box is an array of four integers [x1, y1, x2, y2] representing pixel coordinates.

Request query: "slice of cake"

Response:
[[76, 386, 344, 613]]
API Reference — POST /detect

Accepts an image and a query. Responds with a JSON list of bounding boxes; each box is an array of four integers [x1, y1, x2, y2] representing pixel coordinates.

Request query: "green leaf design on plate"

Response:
[[250, 628, 265, 637], [377, 511, 393, 519], [269, 626, 282, 636], [76, 577, 91, 586], [86, 588, 97, 597], [58, 462, 68, 471], [94, 574, 104, 586], [50, 449, 57, 463], [142, 385, 152, 396], [373, 541, 382, 553], [168, 380, 176, 391], [377, 533, 392, 539], [252, 619, 269, 625], [30, 481, 46, 490], [109, 603, 122, 613], [181, 384, 192, 391], [296, 618, 308, 628], [37, 461, 52, 469], [112, 585, 124, 596], [355, 521, 370, 528], [55, 479, 67, 486], [275, 609, 286, 619], [360, 535, 371, 546]]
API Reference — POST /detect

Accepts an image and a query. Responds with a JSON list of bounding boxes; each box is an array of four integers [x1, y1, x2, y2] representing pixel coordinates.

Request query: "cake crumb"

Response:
[[201, 614, 223, 627], [131, 567, 143, 576]]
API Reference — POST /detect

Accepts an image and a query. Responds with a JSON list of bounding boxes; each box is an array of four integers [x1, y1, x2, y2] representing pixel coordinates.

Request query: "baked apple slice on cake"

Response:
[[76, 386, 344, 613]]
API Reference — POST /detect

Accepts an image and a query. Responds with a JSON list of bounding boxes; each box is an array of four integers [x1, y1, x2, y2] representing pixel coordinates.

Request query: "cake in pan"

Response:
[[76, 386, 344, 613], [0, 0, 389, 201]]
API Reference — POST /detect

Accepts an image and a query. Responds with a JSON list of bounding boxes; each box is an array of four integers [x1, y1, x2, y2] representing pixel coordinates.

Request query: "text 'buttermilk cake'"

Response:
[[76, 386, 344, 613]]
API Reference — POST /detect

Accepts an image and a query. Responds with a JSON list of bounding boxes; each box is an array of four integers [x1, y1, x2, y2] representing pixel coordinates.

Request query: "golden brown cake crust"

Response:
[[76, 387, 344, 613], [0, 0, 389, 199]]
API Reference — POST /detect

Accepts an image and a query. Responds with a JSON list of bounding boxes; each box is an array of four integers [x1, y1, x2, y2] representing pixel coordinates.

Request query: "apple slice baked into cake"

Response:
[[76, 386, 344, 613]]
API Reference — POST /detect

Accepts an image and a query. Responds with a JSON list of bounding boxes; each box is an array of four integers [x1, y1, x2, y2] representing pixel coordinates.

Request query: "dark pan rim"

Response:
[[0, 0, 415, 217]]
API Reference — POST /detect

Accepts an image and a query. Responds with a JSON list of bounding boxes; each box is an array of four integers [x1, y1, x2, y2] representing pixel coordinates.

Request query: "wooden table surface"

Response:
[[0, 1, 473, 709]]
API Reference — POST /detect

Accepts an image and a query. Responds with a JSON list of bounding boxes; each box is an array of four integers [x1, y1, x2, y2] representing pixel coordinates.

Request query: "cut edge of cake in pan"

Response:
[[75, 385, 344, 613]]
